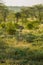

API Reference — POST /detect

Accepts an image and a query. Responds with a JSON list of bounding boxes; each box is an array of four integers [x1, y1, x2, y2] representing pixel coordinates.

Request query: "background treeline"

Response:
[[0, 3, 43, 22]]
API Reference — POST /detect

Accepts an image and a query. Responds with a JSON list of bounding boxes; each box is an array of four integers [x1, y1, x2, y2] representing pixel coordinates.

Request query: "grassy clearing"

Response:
[[0, 35, 43, 65]]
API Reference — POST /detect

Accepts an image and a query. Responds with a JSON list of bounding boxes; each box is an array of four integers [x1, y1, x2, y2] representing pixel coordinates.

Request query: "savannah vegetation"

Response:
[[0, 3, 43, 65]]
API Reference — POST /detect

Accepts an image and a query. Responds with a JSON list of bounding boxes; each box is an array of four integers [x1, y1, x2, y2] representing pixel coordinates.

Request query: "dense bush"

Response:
[[32, 21, 40, 29], [27, 23, 34, 29], [6, 22, 16, 35], [24, 33, 36, 43], [27, 21, 39, 30], [0, 39, 7, 48], [0, 39, 8, 59], [1, 22, 5, 28]]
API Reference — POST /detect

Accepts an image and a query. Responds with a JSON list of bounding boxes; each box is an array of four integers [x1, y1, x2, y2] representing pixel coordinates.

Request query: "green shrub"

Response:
[[1, 22, 5, 28], [24, 33, 36, 43], [0, 39, 8, 59], [27, 21, 39, 30], [27, 23, 34, 29], [6, 22, 16, 35], [32, 21, 39, 29]]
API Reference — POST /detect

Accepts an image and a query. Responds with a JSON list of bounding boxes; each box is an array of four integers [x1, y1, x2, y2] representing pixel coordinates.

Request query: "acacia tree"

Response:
[[21, 7, 29, 22], [3, 7, 9, 22], [34, 4, 43, 22], [7, 10, 15, 22], [28, 7, 37, 19], [15, 12, 21, 23], [0, 3, 9, 22], [26, 4, 43, 21]]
